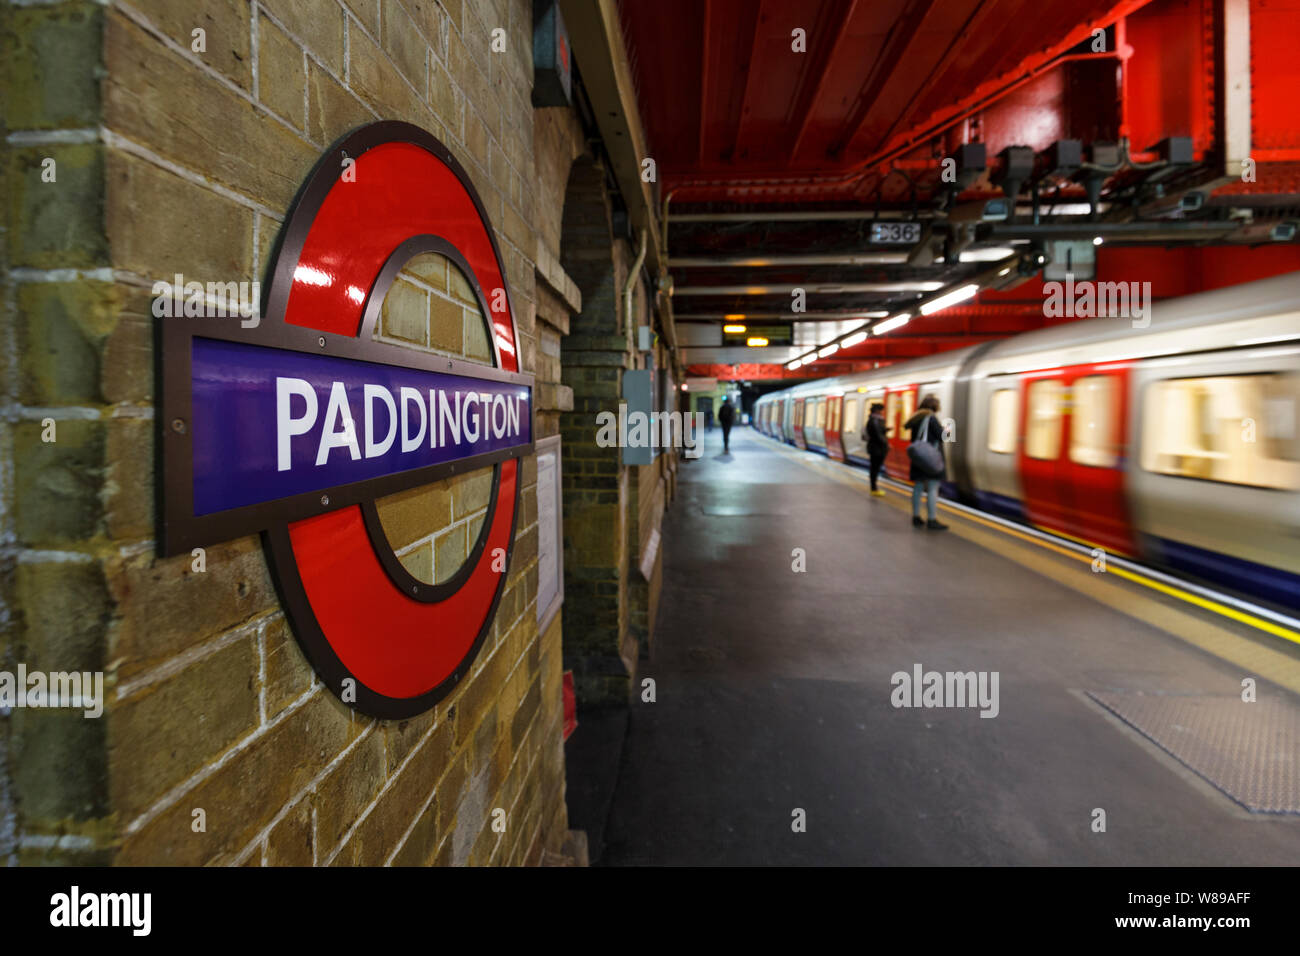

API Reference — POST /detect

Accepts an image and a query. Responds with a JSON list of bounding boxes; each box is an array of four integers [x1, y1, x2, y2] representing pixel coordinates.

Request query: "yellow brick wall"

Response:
[[2, 0, 573, 866]]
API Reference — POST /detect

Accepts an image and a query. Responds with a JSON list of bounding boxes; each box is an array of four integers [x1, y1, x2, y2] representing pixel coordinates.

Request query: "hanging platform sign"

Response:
[[158, 121, 534, 718]]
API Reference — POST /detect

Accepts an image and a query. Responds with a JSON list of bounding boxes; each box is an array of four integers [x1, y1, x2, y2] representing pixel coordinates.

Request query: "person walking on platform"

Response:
[[718, 397, 735, 453], [862, 402, 890, 496], [904, 395, 948, 531]]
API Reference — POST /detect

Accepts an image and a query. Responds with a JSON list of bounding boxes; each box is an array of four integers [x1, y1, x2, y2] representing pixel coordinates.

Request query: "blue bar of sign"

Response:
[[191, 337, 531, 516]]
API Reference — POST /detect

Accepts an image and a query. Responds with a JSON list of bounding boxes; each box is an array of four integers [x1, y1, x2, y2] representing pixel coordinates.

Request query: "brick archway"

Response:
[[558, 155, 639, 709]]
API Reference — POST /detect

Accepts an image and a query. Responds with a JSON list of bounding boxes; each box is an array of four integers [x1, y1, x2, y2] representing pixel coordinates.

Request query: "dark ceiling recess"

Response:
[[616, 0, 1300, 379]]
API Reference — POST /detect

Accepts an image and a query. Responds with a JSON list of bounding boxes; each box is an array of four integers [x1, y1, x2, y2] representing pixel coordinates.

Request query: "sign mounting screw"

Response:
[[171, 418, 187, 434], [318, 336, 327, 348], [320, 494, 330, 506]]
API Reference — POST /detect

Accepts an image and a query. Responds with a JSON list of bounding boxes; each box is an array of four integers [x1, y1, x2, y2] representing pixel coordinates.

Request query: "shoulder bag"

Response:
[[906, 413, 944, 477]]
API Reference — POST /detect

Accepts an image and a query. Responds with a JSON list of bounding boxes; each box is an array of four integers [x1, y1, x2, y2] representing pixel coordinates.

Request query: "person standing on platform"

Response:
[[904, 395, 948, 531], [862, 402, 890, 496], [718, 397, 735, 453]]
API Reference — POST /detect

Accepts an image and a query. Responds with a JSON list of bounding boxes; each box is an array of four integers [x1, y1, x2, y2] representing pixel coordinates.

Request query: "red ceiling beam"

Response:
[[666, 0, 1154, 200], [847, 0, 1154, 181], [699, 0, 711, 163], [788, 0, 860, 161], [828, 0, 941, 158], [730, 0, 767, 162]]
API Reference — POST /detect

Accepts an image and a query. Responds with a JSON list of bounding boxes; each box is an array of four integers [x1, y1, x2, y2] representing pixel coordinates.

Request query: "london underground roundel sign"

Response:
[[159, 122, 533, 718]]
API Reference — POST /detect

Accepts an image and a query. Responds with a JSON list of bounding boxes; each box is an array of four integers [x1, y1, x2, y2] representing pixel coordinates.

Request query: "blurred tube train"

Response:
[[754, 272, 1300, 609]]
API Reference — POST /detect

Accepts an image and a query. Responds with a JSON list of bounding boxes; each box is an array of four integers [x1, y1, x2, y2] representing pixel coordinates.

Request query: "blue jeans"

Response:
[[912, 479, 939, 522]]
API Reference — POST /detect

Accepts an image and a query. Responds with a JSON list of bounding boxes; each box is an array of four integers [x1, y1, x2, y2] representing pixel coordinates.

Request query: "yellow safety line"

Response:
[[925, 490, 1300, 646], [761, 433, 1300, 647], [1102, 565, 1300, 645]]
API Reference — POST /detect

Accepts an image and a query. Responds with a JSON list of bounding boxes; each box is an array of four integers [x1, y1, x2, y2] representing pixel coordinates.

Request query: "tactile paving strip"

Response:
[[1088, 692, 1300, 814]]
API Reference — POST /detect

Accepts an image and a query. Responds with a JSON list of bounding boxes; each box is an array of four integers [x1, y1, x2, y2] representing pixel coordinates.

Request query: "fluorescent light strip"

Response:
[[872, 312, 911, 335], [920, 284, 979, 316], [958, 246, 1017, 262]]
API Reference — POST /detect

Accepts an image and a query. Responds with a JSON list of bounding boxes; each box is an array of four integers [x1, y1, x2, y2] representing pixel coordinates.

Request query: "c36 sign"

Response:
[[159, 122, 534, 718]]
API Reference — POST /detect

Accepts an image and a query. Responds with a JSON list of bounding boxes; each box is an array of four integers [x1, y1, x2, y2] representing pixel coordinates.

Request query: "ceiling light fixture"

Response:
[[872, 313, 912, 335], [958, 246, 1018, 262], [920, 284, 979, 316]]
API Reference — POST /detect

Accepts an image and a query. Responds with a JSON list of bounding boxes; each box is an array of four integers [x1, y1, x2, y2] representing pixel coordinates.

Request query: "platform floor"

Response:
[[589, 426, 1300, 865]]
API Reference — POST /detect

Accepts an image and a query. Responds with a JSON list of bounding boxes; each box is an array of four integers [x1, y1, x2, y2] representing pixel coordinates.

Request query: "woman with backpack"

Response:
[[904, 395, 948, 531]]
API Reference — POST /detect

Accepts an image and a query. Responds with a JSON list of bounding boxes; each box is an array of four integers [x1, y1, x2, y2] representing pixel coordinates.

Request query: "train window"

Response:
[[803, 400, 816, 428], [1140, 374, 1300, 490], [1026, 379, 1063, 460], [816, 399, 827, 429], [901, 390, 916, 427], [1070, 375, 1119, 468], [987, 389, 1018, 453], [885, 393, 900, 437], [828, 399, 841, 432]]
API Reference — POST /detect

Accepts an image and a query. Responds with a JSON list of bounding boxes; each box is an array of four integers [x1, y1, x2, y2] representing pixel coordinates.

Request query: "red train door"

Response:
[[792, 398, 806, 448], [1060, 363, 1136, 555], [826, 395, 846, 461], [1017, 365, 1136, 555], [1018, 370, 1073, 534], [883, 385, 917, 480]]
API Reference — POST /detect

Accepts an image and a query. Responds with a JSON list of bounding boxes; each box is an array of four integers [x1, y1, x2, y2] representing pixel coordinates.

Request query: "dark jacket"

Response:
[[904, 409, 946, 481], [718, 402, 735, 427], [863, 413, 890, 458]]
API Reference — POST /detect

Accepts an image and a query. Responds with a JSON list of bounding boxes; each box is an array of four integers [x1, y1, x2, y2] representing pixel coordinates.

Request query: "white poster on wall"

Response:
[[535, 435, 563, 629]]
